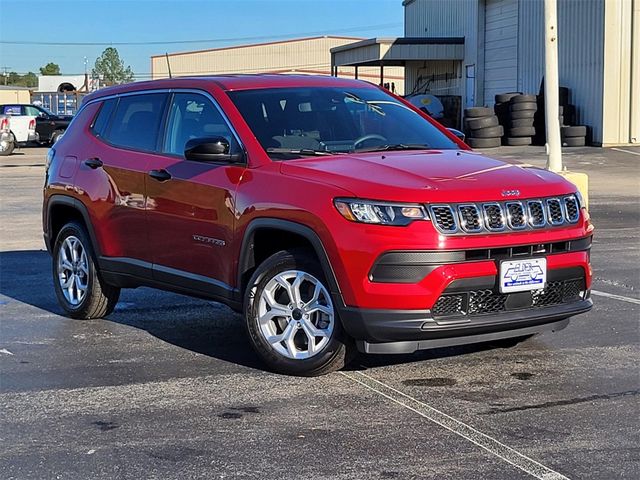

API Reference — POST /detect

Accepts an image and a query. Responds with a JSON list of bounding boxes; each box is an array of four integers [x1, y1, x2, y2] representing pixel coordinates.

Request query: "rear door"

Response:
[[145, 90, 246, 293], [78, 92, 169, 266]]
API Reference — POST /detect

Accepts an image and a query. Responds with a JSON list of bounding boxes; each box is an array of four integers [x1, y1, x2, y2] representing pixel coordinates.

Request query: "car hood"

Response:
[[280, 150, 576, 203]]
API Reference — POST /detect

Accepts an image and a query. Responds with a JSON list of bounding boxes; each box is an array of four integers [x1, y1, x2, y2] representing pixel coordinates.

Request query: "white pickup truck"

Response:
[[0, 105, 37, 150]]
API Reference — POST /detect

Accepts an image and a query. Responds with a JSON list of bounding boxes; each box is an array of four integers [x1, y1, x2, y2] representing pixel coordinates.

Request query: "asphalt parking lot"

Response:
[[1, 145, 638, 479]]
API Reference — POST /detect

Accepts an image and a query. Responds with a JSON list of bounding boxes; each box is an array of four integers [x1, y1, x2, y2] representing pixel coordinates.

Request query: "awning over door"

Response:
[[330, 37, 465, 71]]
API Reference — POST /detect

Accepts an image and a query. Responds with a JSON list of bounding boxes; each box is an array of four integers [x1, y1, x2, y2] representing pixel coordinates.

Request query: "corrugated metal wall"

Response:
[[518, 0, 605, 143], [151, 37, 405, 94], [403, 0, 478, 103], [484, 0, 519, 103], [404, 60, 462, 96]]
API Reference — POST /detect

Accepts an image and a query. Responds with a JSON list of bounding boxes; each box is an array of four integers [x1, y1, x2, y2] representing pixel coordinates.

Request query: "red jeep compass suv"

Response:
[[43, 75, 593, 375]]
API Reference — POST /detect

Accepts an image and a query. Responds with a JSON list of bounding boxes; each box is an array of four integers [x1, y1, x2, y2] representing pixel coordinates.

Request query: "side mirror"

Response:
[[184, 136, 243, 163], [447, 128, 465, 142]]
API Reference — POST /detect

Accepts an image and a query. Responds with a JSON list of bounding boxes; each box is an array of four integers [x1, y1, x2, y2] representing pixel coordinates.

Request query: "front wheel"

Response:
[[52, 222, 120, 319], [244, 249, 352, 376]]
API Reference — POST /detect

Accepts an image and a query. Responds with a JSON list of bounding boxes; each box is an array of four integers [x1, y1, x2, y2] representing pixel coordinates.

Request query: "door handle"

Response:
[[148, 169, 172, 182], [84, 157, 103, 169]]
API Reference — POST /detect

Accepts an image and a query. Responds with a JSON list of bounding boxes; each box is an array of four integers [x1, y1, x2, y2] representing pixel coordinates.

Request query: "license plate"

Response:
[[499, 258, 547, 293]]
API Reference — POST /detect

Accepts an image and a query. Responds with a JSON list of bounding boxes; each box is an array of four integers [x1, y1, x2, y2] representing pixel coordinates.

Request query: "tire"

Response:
[[506, 136, 533, 146], [495, 92, 521, 103], [466, 115, 498, 130], [510, 110, 536, 120], [561, 125, 587, 137], [562, 136, 586, 147], [511, 94, 537, 103], [50, 130, 64, 145], [0, 136, 14, 156], [467, 137, 501, 148], [472, 125, 504, 138], [509, 126, 536, 137], [244, 249, 352, 376], [510, 118, 535, 128], [52, 222, 120, 319], [464, 107, 494, 118], [510, 102, 537, 112]]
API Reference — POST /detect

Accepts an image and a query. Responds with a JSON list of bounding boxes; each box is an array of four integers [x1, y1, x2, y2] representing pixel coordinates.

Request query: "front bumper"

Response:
[[341, 297, 592, 354]]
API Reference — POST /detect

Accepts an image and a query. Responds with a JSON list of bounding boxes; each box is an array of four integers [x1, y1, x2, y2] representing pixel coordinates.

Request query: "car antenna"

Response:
[[165, 52, 173, 79]]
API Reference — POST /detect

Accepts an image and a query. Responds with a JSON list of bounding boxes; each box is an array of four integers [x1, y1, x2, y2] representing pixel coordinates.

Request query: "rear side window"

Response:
[[103, 93, 167, 151], [91, 99, 117, 137]]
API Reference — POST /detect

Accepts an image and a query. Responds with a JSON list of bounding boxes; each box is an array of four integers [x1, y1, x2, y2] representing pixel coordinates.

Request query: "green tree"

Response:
[[5, 72, 37, 87], [39, 62, 61, 75], [92, 47, 134, 86]]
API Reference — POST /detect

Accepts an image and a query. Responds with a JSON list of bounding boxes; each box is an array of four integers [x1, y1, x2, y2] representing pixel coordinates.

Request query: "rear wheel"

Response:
[[52, 222, 120, 319], [50, 130, 64, 145], [244, 249, 351, 376]]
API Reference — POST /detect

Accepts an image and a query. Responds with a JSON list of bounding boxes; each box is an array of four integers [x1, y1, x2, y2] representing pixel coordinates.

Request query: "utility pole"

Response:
[[544, 0, 562, 172], [1, 66, 11, 86]]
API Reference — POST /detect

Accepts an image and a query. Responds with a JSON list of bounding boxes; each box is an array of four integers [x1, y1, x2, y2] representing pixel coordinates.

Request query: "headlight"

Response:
[[574, 190, 585, 209], [334, 198, 428, 226]]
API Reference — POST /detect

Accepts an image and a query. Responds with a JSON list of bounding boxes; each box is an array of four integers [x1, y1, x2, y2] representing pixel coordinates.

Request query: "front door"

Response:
[[145, 91, 246, 294]]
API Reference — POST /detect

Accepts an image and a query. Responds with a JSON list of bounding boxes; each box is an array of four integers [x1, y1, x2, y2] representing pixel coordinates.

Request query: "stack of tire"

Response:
[[534, 87, 589, 147], [495, 93, 538, 146], [463, 107, 503, 148]]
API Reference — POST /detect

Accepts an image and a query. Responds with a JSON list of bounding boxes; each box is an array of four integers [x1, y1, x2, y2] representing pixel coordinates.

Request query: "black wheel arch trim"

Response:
[[237, 218, 344, 306], [46, 195, 102, 258]]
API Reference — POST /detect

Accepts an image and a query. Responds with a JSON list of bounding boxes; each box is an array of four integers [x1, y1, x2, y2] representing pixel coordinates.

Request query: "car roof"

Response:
[[83, 74, 378, 103]]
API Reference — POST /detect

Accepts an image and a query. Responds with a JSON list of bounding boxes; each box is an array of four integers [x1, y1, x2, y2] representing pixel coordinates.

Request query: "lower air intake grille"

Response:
[[432, 279, 584, 318]]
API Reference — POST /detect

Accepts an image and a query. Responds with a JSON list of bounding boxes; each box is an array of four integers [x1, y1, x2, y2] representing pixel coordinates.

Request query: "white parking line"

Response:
[[611, 147, 640, 156], [591, 290, 640, 305], [341, 371, 570, 480]]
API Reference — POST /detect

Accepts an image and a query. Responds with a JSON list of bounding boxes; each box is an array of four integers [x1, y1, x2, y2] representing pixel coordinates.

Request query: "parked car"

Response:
[[43, 75, 593, 375], [0, 114, 16, 156], [0, 104, 37, 146], [0, 104, 71, 145]]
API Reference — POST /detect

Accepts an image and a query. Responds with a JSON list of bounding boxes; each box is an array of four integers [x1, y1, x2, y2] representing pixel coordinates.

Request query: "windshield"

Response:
[[227, 87, 458, 158]]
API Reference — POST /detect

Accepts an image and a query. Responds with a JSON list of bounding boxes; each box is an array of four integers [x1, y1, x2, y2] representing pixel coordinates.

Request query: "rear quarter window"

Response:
[[91, 98, 117, 138]]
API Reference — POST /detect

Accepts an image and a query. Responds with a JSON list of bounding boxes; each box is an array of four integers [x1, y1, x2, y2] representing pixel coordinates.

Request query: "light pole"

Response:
[[544, 0, 562, 172]]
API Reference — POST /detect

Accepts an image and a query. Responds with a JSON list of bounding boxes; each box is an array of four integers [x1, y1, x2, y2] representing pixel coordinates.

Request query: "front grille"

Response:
[[429, 206, 457, 232], [527, 200, 546, 227], [546, 198, 564, 225], [483, 203, 505, 231], [458, 205, 482, 232], [564, 196, 579, 222], [432, 278, 585, 318], [506, 202, 526, 229], [427, 195, 580, 235]]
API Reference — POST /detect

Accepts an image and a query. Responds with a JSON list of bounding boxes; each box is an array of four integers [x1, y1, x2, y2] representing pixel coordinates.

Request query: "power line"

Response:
[[0, 23, 401, 46]]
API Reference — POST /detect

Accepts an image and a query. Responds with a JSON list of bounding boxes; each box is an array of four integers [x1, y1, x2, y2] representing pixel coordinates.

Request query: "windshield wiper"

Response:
[[354, 143, 431, 153], [266, 148, 343, 156]]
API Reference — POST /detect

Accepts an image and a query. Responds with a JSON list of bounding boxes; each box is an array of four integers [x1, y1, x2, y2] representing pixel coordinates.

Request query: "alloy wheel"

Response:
[[57, 235, 89, 306], [257, 270, 334, 359]]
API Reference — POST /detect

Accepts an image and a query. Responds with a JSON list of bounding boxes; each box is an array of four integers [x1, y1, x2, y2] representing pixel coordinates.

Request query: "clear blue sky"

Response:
[[0, 0, 403, 78]]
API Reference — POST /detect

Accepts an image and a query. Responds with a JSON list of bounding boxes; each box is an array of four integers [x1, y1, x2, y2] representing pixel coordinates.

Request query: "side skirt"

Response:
[[99, 257, 242, 312]]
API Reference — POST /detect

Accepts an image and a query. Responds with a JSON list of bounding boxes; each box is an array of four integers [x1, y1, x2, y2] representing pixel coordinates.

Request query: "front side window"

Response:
[[227, 86, 458, 158], [163, 92, 239, 156], [104, 93, 167, 151]]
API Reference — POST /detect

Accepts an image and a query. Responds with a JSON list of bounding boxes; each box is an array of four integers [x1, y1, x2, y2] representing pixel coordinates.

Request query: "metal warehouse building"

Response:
[[151, 36, 405, 94], [333, 0, 638, 146]]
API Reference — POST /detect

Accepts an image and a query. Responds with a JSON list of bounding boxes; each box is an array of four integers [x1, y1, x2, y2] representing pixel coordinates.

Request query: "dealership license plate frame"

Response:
[[499, 257, 547, 294]]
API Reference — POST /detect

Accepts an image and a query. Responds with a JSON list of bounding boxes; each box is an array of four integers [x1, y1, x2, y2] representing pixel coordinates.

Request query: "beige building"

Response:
[[0, 86, 31, 104], [151, 36, 404, 94]]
